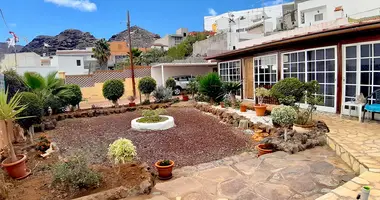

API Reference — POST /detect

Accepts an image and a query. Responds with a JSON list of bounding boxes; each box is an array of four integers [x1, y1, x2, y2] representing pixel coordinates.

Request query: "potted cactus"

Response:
[[254, 87, 270, 116], [127, 96, 136, 107], [0, 90, 31, 179], [155, 159, 174, 180]]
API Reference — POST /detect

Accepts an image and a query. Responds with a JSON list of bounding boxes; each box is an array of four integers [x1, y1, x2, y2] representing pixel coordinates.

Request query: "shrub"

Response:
[[223, 82, 241, 95], [52, 155, 101, 189], [65, 84, 82, 107], [152, 86, 172, 103], [108, 138, 137, 164], [45, 95, 66, 114], [103, 79, 124, 105], [270, 78, 304, 105], [35, 135, 51, 153], [199, 72, 224, 103], [295, 80, 323, 125], [187, 80, 198, 98], [159, 160, 171, 166], [256, 87, 271, 105], [138, 77, 156, 99], [138, 108, 167, 123], [3, 70, 28, 101], [165, 78, 176, 89], [271, 106, 297, 127], [17, 92, 43, 130]]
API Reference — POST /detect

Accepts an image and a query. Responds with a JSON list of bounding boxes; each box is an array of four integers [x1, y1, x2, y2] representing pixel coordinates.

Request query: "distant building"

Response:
[[151, 28, 189, 49], [109, 41, 149, 66], [0, 52, 41, 70]]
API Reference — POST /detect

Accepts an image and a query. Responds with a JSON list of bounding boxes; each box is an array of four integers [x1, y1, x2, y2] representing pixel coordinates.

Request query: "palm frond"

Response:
[[24, 72, 46, 90], [0, 90, 28, 120], [45, 71, 64, 90]]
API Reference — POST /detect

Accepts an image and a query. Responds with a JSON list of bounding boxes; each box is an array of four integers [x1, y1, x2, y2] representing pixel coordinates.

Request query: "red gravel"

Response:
[[47, 107, 251, 167]]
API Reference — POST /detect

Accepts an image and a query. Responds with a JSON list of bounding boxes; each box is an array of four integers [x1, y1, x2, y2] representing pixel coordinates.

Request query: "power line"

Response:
[[0, 8, 10, 31]]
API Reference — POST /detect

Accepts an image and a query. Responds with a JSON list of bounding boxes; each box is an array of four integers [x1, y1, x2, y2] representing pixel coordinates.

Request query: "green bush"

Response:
[[138, 108, 167, 123], [108, 138, 137, 164], [270, 78, 304, 105], [187, 80, 198, 98], [52, 155, 101, 189], [199, 73, 224, 103], [103, 79, 124, 104], [65, 84, 82, 107], [271, 106, 297, 127], [45, 95, 66, 114], [152, 86, 172, 103], [17, 92, 43, 130], [138, 77, 156, 99], [3, 70, 28, 101], [165, 78, 176, 89]]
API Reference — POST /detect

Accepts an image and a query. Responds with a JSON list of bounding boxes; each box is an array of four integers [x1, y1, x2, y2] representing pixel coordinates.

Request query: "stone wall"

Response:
[[192, 34, 228, 57]]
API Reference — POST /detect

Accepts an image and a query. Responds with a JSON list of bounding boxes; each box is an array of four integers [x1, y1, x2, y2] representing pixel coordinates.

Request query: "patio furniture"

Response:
[[340, 102, 365, 122], [362, 89, 380, 122]]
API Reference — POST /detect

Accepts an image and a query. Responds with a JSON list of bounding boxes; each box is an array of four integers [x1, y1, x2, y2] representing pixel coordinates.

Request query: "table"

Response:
[[340, 102, 365, 122]]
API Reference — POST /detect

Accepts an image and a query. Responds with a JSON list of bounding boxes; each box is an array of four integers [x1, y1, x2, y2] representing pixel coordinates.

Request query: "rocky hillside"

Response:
[[0, 43, 23, 54], [20, 29, 97, 56], [108, 25, 160, 48]]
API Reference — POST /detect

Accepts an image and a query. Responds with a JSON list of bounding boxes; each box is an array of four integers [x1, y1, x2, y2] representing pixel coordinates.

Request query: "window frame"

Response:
[[76, 59, 81, 67], [218, 59, 242, 96], [254, 54, 278, 101]]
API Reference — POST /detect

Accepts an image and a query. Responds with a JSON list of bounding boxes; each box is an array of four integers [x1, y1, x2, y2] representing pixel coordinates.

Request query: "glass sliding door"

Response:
[[254, 54, 278, 100], [218, 60, 242, 96], [343, 42, 380, 108], [282, 46, 337, 112]]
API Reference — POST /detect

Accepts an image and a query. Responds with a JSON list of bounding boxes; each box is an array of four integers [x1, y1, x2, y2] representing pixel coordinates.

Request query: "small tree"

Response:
[[165, 78, 176, 89], [17, 92, 43, 137], [187, 80, 198, 99], [102, 79, 124, 106], [223, 82, 241, 105], [138, 77, 156, 101], [270, 78, 304, 105], [199, 72, 224, 103], [93, 39, 111, 70], [65, 84, 82, 109], [256, 87, 271, 105], [295, 80, 323, 125], [271, 106, 297, 141], [3, 70, 28, 101]]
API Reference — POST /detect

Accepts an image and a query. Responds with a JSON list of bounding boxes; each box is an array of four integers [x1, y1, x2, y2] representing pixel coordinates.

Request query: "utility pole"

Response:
[[127, 11, 136, 97]]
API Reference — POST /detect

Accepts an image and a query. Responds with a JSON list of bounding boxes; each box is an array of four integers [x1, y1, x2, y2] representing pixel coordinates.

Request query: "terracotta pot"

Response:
[[129, 102, 136, 107], [1, 154, 31, 180], [182, 95, 189, 101], [256, 144, 274, 157], [220, 102, 225, 108], [240, 105, 247, 112], [155, 160, 174, 180], [254, 104, 267, 116], [293, 123, 314, 134]]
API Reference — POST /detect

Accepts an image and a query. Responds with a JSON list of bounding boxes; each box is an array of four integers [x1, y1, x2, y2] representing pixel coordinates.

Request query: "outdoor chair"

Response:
[[362, 89, 380, 122]]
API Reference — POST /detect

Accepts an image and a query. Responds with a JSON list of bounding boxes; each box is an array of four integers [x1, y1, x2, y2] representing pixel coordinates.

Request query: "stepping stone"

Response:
[[219, 178, 248, 199], [155, 177, 202, 199], [310, 161, 335, 174], [234, 159, 262, 175], [196, 166, 240, 182], [253, 182, 294, 200]]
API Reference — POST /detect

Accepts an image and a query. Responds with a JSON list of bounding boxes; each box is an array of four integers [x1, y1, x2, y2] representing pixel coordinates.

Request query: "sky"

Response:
[[0, 0, 292, 46]]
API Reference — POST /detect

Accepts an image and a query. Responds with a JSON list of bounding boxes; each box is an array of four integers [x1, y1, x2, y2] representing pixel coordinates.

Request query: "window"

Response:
[[301, 12, 305, 24], [174, 37, 182, 45], [344, 43, 380, 104], [283, 47, 336, 111], [219, 60, 242, 95], [76, 60, 81, 66], [314, 13, 323, 22], [254, 55, 278, 99]]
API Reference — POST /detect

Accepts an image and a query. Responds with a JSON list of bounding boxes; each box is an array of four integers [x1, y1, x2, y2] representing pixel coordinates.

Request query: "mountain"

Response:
[[0, 43, 23, 60], [108, 25, 160, 48], [20, 29, 97, 56]]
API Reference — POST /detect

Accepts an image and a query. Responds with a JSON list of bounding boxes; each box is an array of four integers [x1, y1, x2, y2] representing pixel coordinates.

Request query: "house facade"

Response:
[[151, 28, 189, 49], [206, 20, 380, 116]]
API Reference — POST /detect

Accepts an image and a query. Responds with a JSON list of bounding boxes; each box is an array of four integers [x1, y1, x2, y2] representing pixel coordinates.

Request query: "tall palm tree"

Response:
[[93, 39, 111, 70]]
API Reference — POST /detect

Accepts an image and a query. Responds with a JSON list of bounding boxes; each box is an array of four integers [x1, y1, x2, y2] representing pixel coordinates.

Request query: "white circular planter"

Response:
[[131, 115, 175, 131]]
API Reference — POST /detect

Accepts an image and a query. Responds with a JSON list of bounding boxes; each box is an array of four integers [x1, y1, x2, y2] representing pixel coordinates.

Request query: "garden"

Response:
[[0, 70, 346, 199]]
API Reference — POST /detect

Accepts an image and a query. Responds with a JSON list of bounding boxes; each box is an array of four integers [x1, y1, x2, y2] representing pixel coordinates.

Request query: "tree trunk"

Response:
[[5, 120, 17, 163], [230, 93, 236, 105], [28, 126, 34, 144]]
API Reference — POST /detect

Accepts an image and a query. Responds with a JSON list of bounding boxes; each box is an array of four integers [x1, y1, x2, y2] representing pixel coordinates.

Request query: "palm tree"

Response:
[[23, 71, 74, 114], [93, 39, 111, 70]]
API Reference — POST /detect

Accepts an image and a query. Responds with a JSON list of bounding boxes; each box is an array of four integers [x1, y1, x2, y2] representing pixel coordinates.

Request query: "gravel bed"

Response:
[[47, 107, 251, 167]]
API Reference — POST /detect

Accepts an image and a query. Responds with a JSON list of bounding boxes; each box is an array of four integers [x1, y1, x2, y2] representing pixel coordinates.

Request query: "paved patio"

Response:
[[126, 147, 355, 200]]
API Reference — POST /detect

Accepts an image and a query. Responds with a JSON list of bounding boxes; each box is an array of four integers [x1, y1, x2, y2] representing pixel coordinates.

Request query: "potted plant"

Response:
[[220, 101, 225, 108], [256, 142, 275, 157], [240, 104, 247, 112], [0, 90, 31, 179], [155, 159, 174, 180], [127, 96, 136, 107], [254, 87, 270, 116], [182, 90, 189, 101], [293, 81, 322, 133]]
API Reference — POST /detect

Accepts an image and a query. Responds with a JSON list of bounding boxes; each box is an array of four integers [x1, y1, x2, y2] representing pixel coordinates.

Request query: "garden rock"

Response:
[[239, 120, 249, 129]]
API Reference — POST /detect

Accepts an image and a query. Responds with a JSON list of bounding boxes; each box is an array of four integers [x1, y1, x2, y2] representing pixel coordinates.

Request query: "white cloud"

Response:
[[264, 0, 284, 6], [208, 8, 217, 16], [44, 0, 97, 12]]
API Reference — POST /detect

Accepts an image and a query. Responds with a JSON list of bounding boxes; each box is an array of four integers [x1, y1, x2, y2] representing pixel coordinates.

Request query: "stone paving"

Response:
[[126, 147, 355, 200], [315, 113, 380, 199]]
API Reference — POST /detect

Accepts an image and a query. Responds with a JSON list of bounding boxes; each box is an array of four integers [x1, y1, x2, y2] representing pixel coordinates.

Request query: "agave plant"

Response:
[[223, 81, 241, 105], [0, 90, 28, 162]]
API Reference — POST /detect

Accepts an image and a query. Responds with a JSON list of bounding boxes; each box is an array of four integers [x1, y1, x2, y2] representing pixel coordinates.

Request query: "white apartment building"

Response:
[[151, 28, 189, 49], [298, 0, 380, 27]]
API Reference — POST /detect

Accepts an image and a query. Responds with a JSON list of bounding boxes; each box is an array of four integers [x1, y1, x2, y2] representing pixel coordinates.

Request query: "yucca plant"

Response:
[[0, 90, 28, 162], [199, 73, 224, 103], [223, 81, 241, 105]]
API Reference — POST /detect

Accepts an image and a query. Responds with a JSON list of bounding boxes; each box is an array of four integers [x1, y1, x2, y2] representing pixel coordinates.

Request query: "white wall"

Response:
[[298, 0, 380, 27], [0, 52, 41, 70], [51, 56, 87, 75], [16, 66, 58, 77], [152, 65, 215, 86]]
